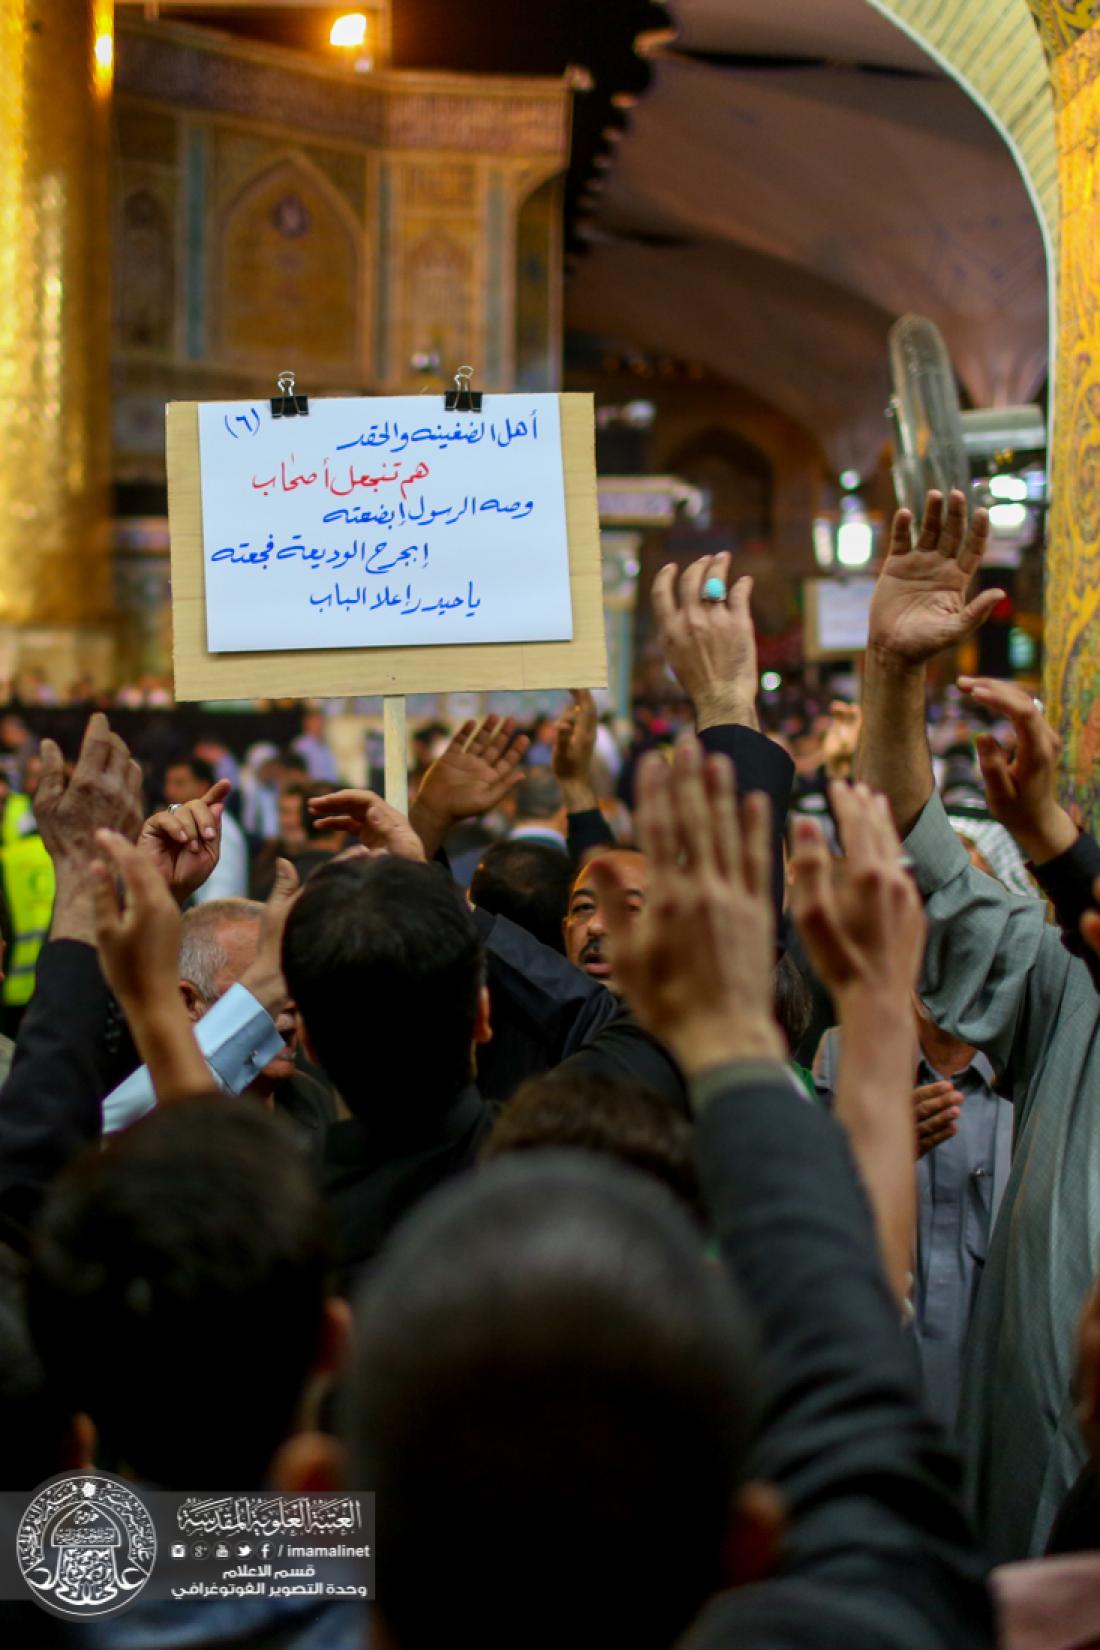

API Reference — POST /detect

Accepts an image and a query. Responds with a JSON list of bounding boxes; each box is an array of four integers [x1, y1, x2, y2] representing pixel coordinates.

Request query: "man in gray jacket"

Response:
[[859, 487, 1100, 1561]]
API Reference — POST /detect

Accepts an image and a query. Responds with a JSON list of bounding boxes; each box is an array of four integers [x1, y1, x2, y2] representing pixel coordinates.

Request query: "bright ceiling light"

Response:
[[839, 469, 861, 492], [761, 671, 782, 692], [330, 13, 368, 48], [989, 502, 1028, 532], [837, 520, 873, 567], [92, 0, 113, 90], [988, 473, 1028, 502]]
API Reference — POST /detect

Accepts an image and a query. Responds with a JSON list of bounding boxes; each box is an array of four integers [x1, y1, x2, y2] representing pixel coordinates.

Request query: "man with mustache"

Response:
[[554, 553, 790, 994], [563, 849, 649, 991]]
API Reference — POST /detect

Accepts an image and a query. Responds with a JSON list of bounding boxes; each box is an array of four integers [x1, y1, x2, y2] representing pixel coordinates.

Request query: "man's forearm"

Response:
[[127, 1002, 212, 1105], [858, 653, 934, 836], [559, 776, 599, 814], [833, 991, 918, 1307], [695, 690, 758, 734], [408, 798, 448, 861], [49, 866, 98, 946]]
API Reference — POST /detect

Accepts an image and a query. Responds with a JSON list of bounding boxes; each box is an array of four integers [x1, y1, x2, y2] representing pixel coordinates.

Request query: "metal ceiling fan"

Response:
[[887, 314, 1045, 518]]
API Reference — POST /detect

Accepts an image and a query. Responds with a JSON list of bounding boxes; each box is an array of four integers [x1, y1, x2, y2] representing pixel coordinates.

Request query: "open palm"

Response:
[[869, 490, 1003, 665], [417, 716, 530, 822]]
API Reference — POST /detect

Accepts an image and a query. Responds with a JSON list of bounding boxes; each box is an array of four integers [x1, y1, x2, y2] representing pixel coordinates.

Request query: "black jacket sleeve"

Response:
[[471, 907, 688, 1112], [566, 808, 615, 863], [684, 1067, 994, 1650], [1031, 830, 1100, 992], [555, 1003, 688, 1114], [0, 941, 115, 1248], [698, 726, 795, 942], [471, 908, 619, 1101]]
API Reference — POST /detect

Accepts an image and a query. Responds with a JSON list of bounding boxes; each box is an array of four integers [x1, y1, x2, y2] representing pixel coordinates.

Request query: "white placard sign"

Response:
[[812, 578, 876, 654], [196, 395, 574, 653]]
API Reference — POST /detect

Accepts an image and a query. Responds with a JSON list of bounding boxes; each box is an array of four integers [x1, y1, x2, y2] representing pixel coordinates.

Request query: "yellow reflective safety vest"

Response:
[[0, 805, 55, 1006], [1, 791, 32, 847]]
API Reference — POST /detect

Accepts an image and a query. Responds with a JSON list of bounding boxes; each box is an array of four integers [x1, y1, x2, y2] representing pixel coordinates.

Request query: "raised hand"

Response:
[[138, 778, 232, 904], [35, 713, 145, 945], [308, 789, 427, 862], [552, 689, 598, 810], [91, 829, 210, 1103], [410, 715, 530, 857], [914, 1080, 961, 1158], [91, 828, 183, 1016], [35, 713, 144, 868], [789, 782, 925, 1004], [869, 490, 1003, 666], [957, 676, 1076, 865], [651, 553, 759, 730], [589, 732, 783, 1076], [789, 783, 926, 1302], [239, 858, 301, 1019]]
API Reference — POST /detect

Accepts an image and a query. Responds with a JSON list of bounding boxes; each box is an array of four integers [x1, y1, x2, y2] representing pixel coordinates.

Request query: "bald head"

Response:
[[563, 849, 649, 991]]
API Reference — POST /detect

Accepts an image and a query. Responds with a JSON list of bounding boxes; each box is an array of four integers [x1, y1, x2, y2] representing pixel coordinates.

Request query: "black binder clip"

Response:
[[270, 370, 309, 419], [444, 364, 482, 413]]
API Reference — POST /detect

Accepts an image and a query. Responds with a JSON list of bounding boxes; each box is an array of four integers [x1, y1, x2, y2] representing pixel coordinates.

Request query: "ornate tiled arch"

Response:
[[864, 5, 1100, 820], [864, 0, 1059, 269]]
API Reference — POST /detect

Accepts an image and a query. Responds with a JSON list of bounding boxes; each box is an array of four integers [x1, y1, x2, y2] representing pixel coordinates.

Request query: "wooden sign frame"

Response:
[[166, 393, 607, 702]]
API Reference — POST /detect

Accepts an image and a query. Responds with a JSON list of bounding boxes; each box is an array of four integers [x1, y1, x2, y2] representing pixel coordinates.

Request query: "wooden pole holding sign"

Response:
[[165, 378, 608, 823], [383, 695, 408, 814]]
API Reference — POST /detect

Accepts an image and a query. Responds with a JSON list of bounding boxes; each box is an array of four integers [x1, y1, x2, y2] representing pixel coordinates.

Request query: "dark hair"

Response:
[[0, 1245, 72, 1487], [283, 857, 485, 1121], [172, 754, 216, 788], [512, 769, 563, 821], [348, 1152, 761, 1650], [773, 951, 813, 1052], [483, 1070, 703, 1222], [28, 1098, 332, 1488], [469, 840, 572, 952], [279, 749, 309, 776]]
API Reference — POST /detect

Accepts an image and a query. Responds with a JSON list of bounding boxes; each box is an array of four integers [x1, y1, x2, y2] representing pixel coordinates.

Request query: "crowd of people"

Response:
[[0, 493, 1097, 1648]]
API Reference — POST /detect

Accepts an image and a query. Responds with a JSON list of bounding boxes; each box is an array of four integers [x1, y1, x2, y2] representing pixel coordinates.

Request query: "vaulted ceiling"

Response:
[[566, 0, 1050, 471]]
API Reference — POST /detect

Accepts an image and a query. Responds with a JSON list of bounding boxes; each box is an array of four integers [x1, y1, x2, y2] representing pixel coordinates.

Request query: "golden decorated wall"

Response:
[[1027, 2, 1100, 824], [0, 0, 115, 687]]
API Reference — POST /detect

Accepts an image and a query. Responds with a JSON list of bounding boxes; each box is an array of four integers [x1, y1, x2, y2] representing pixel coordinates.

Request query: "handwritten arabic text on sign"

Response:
[[196, 395, 574, 653]]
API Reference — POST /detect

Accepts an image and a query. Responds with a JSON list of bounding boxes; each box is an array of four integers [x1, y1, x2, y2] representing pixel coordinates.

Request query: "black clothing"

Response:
[[321, 1083, 493, 1276], [1030, 829, 1100, 993], [474, 906, 618, 1101], [565, 805, 615, 862], [275, 1066, 342, 1166], [1046, 1461, 1100, 1554], [0, 940, 112, 1247], [323, 988, 687, 1271], [686, 1067, 994, 1650], [476, 905, 686, 1110]]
